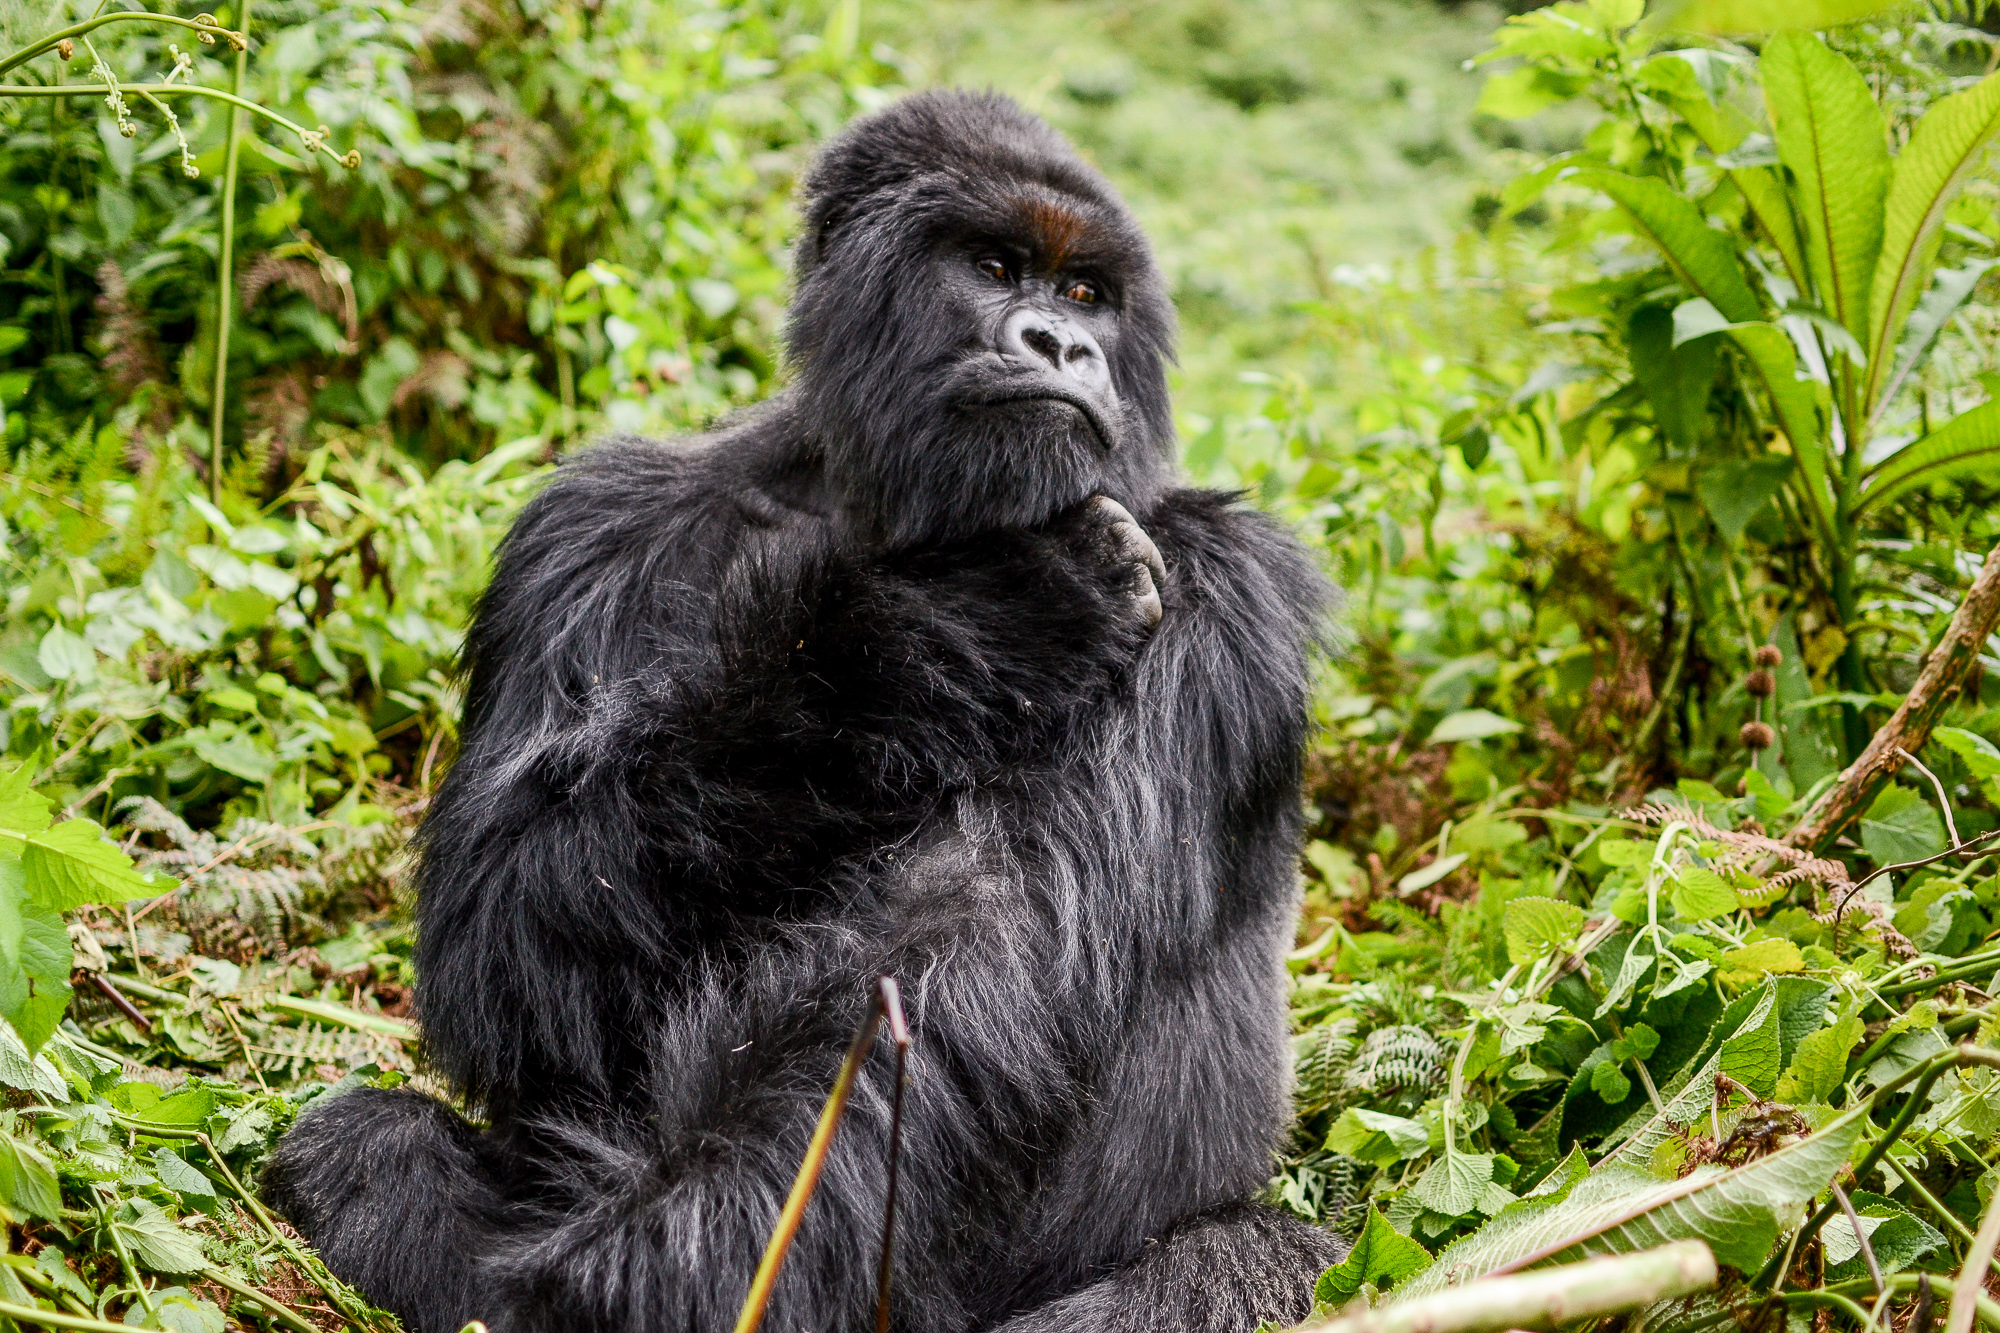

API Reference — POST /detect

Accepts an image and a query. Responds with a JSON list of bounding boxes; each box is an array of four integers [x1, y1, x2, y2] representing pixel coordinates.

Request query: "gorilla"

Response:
[[266, 90, 1339, 1333]]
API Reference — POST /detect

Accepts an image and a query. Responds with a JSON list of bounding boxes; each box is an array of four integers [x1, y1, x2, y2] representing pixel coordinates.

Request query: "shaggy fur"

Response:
[[265, 90, 1340, 1333]]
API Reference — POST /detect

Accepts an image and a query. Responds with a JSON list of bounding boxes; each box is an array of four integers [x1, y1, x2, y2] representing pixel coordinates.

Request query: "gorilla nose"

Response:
[[1001, 307, 1110, 393]]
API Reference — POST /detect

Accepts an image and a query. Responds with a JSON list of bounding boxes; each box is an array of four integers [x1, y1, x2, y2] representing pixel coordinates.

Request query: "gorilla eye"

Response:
[[1063, 280, 1100, 305], [976, 257, 1010, 282]]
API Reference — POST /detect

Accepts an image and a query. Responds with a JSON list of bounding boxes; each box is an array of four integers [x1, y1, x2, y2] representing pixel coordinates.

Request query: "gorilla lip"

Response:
[[973, 384, 1118, 451]]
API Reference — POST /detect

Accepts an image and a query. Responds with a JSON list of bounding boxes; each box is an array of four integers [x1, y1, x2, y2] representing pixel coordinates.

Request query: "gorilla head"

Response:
[[788, 90, 1177, 547]]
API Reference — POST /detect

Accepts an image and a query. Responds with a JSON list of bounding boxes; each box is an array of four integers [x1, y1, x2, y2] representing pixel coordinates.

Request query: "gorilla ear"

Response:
[[800, 203, 847, 274]]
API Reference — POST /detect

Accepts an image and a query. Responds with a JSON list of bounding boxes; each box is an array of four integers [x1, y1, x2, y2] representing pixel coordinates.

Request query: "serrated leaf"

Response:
[[1937, 727, 2000, 779], [0, 1132, 61, 1222], [1390, 1101, 1867, 1302], [152, 1148, 216, 1200], [1778, 1014, 1862, 1104], [19, 818, 158, 912], [1671, 867, 1741, 921], [0, 896, 72, 1056], [1858, 396, 2000, 517], [1764, 32, 1891, 341], [1592, 1060, 1634, 1105], [1858, 784, 1948, 866], [1825, 1210, 1886, 1267], [1315, 1208, 1434, 1305], [1598, 839, 1651, 867], [1414, 1152, 1496, 1217], [1866, 71, 2000, 408], [1505, 896, 1587, 966], [113, 1198, 208, 1274], [1720, 938, 1805, 985], [1576, 170, 1761, 322], [1326, 1108, 1431, 1167], [1827, 1194, 1944, 1281], [1718, 985, 1784, 1095], [0, 767, 51, 836]]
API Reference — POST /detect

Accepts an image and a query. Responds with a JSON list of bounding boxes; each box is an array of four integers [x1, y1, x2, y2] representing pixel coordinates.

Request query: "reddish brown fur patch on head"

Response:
[[1016, 195, 1090, 270]]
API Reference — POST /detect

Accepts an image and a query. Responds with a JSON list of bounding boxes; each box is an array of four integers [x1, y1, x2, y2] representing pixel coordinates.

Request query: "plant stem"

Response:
[[1947, 1162, 2000, 1333], [210, 0, 251, 503], [0, 13, 241, 76], [1790, 540, 2000, 853]]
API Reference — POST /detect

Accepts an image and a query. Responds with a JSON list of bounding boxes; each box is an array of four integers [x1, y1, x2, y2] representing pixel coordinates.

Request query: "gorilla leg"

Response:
[[263, 1088, 507, 1333], [991, 1204, 1342, 1333]]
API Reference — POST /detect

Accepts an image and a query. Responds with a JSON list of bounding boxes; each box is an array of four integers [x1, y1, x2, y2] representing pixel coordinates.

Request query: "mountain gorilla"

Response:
[[265, 90, 1339, 1333]]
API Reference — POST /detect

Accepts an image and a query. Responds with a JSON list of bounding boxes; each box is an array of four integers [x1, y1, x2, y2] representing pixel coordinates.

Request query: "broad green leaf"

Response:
[[0, 898, 72, 1056], [1483, 7, 1616, 64], [1718, 985, 1784, 1096], [1876, 258, 1999, 413], [1720, 938, 1805, 984], [1825, 1210, 1886, 1267], [1429, 709, 1523, 743], [1764, 33, 1891, 341], [1696, 457, 1794, 544], [0, 1015, 68, 1103], [1670, 867, 1741, 921], [17, 817, 157, 912], [1734, 167, 1809, 292], [1414, 1151, 1496, 1216], [1858, 783, 1947, 866], [1390, 1102, 1867, 1302], [1666, 0, 1907, 32], [1601, 984, 1780, 1168], [1315, 1209, 1433, 1305], [152, 1148, 216, 1200], [1577, 171, 1760, 322], [1631, 306, 1720, 451], [1776, 1013, 1862, 1104], [113, 1198, 208, 1274], [1592, 1060, 1634, 1104], [0, 1132, 60, 1222], [1398, 854, 1469, 894], [35, 625, 94, 682], [1504, 896, 1586, 966], [1326, 1108, 1430, 1166], [1866, 71, 2000, 409], [1827, 1194, 1944, 1281], [1858, 396, 2000, 517], [132, 1086, 217, 1129], [0, 767, 50, 837], [1936, 727, 2000, 779]]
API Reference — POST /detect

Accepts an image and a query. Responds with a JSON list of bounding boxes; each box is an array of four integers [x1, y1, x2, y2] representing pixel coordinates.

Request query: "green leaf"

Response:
[[1326, 1108, 1431, 1167], [1877, 258, 1999, 411], [1592, 1060, 1634, 1104], [1763, 32, 1891, 341], [1936, 727, 2000, 779], [18, 817, 159, 912], [35, 625, 95, 682], [1414, 1151, 1496, 1217], [1777, 1013, 1863, 1104], [1720, 938, 1806, 983], [1858, 783, 1948, 866], [152, 1148, 216, 1200], [1827, 1194, 1944, 1281], [0, 1132, 61, 1222], [1866, 71, 2000, 409], [1718, 984, 1785, 1095], [1696, 457, 1794, 543], [133, 1086, 217, 1129], [113, 1198, 208, 1275], [1670, 867, 1742, 921], [1576, 171, 1761, 322], [1429, 709, 1523, 743], [1315, 1208, 1434, 1306], [1389, 1101, 1868, 1301], [1667, 0, 1909, 32], [1504, 896, 1587, 966], [1397, 854, 1470, 895], [0, 894, 72, 1056], [1858, 396, 2000, 517], [0, 767, 51, 837], [1601, 984, 1779, 1168]]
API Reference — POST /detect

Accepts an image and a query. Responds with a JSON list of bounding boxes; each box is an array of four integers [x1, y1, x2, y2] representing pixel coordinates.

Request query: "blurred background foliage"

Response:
[[7, 0, 2000, 1324]]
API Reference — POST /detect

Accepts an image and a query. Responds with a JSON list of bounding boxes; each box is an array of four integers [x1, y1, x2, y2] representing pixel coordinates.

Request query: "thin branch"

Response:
[[1899, 745, 1963, 847], [0, 84, 360, 167], [1948, 1159, 2000, 1333], [1831, 1181, 1885, 1296], [0, 12, 243, 77]]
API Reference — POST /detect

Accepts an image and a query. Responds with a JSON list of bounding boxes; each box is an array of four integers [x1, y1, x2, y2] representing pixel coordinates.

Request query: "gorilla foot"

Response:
[[1085, 494, 1167, 627]]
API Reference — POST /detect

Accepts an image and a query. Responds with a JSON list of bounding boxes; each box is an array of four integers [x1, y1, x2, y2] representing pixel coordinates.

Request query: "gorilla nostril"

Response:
[[1064, 342, 1094, 365], [1020, 326, 1063, 368]]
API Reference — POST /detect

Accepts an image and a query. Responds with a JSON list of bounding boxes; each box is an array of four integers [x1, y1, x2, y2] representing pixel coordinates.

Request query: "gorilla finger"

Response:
[[1120, 520, 1167, 590], [1088, 494, 1138, 527], [1134, 568, 1163, 628]]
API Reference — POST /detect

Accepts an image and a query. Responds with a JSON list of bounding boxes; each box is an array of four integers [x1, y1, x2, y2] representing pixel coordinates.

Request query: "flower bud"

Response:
[[1753, 645, 1782, 668], [1745, 669, 1775, 698], [56, 39, 73, 59], [1740, 720, 1776, 751]]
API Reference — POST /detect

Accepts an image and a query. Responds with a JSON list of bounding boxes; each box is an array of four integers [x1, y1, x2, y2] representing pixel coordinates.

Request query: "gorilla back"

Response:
[[265, 90, 1339, 1333]]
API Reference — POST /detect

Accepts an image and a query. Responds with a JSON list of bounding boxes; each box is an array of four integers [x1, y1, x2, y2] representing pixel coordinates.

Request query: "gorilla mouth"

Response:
[[973, 386, 1118, 452]]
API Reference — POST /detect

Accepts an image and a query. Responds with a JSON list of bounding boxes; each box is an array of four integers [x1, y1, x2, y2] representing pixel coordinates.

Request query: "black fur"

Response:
[[265, 90, 1340, 1333]]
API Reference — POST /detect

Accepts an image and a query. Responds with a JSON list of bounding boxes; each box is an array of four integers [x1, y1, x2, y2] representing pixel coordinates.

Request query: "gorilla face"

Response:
[[788, 92, 1177, 548]]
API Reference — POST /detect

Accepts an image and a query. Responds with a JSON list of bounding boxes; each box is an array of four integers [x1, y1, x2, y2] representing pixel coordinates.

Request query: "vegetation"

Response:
[[4, 0, 2000, 1329]]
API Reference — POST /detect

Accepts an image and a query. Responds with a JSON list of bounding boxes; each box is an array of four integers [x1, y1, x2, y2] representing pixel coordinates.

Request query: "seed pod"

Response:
[[1740, 720, 1775, 751], [1753, 645, 1782, 668], [1745, 669, 1775, 698]]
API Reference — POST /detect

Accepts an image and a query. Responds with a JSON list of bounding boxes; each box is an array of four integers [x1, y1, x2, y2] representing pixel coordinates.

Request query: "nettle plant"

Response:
[[1486, 1, 2000, 700]]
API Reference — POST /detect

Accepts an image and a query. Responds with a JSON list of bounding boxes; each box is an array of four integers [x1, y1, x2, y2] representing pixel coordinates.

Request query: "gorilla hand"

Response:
[[1085, 494, 1166, 629]]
